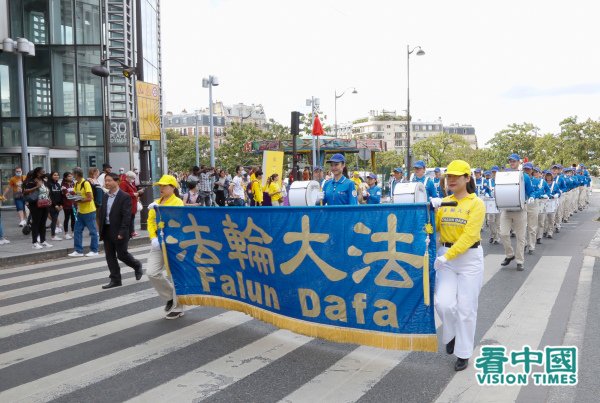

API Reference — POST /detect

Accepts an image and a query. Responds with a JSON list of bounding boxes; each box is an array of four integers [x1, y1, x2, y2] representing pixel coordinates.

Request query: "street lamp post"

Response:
[[195, 113, 200, 167], [2, 38, 36, 173], [202, 76, 219, 167], [406, 45, 425, 170], [334, 87, 357, 137]]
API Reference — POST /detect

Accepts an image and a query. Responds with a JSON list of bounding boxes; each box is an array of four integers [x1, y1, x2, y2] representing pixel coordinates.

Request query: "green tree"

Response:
[[412, 132, 474, 167], [216, 123, 265, 173], [469, 148, 500, 170], [165, 129, 209, 173], [485, 123, 538, 161], [558, 116, 600, 165], [532, 133, 562, 168]]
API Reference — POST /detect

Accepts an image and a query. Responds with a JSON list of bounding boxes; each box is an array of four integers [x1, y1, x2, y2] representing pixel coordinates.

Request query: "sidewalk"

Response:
[[0, 206, 149, 268]]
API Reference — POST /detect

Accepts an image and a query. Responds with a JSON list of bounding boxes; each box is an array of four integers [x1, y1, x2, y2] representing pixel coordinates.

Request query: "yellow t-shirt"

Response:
[[252, 180, 263, 204], [435, 193, 485, 260], [148, 193, 184, 239], [75, 179, 96, 214], [268, 181, 282, 201], [351, 177, 362, 190]]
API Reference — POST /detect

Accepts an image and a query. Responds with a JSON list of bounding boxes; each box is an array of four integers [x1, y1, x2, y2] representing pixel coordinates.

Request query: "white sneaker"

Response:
[[65, 233, 73, 240], [68, 251, 84, 257], [41, 241, 53, 248], [51, 236, 62, 241], [56, 227, 63, 234], [0, 238, 10, 245], [19, 219, 26, 227], [32, 242, 43, 249], [85, 251, 99, 257]]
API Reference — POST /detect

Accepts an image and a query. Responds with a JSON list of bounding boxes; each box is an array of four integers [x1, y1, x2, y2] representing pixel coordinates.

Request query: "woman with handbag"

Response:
[[120, 171, 144, 238], [48, 171, 64, 241], [61, 171, 76, 240], [23, 167, 53, 249]]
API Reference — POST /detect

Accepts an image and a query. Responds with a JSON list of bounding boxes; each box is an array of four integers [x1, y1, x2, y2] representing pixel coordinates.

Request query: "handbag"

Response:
[[137, 201, 143, 211], [37, 198, 52, 208]]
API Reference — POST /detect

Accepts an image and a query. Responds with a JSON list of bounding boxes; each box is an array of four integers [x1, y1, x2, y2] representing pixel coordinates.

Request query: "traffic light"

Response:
[[291, 111, 303, 135]]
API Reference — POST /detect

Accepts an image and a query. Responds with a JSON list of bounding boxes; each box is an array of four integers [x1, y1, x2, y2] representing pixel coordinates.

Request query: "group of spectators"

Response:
[[0, 163, 142, 251]]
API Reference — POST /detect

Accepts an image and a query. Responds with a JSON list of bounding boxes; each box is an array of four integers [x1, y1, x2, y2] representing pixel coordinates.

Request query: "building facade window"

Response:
[[77, 47, 102, 116], [79, 117, 103, 146], [50, 0, 75, 44], [28, 118, 53, 146], [54, 118, 78, 146], [75, 0, 101, 45], [25, 48, 52, 117], [0, 55, 19, 117], [1, 120, 21, 147], [51, 47, 77, 116]]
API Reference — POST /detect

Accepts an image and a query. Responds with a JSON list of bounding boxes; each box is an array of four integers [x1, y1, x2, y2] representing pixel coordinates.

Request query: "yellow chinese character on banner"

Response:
[[222, 214, 276, 275], [179, 213, 223, 264], [281, 215, 347, 281]]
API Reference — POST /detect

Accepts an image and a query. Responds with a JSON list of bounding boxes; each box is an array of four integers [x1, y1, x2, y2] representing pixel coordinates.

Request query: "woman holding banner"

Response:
[[146, 174, 185, 320], [432, 160, 485, 372]]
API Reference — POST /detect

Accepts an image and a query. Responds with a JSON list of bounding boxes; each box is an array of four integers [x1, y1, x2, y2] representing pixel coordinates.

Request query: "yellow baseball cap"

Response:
[[445, 160, 471, 176], [353, 171, 359, 176], [153, 174, 179, 188]]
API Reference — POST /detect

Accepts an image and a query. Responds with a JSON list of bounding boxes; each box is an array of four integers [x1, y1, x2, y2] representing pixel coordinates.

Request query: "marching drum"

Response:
[[392, 182, 428, 204], [494, 171, 525, 211], [545, 198, 558, 213], [483, 197, 499, 214], [288, 180, 321, 206]]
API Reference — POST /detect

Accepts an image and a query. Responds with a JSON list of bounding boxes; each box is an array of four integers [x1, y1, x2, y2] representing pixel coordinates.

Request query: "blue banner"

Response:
[[156, 204, 438, 352]]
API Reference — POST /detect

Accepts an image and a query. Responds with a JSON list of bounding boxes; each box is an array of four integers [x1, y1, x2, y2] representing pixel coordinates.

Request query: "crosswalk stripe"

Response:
[[0, 278, 150, 317], [127, 329, 313, 402], [0, 306, 165, 370], [0, 288, 157, 338], [0, 311, 253, 402], [435, 255, 571, 403], [280, 346, 408, 403]]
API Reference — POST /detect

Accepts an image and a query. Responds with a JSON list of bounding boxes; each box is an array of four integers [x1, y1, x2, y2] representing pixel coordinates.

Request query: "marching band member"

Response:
[[389, 167, 406, 199], [317, 154, 358, 206], [146, 174, 185, 320], [433, 167, 443, 197], [532, 167, 551, 246], [543, 170, 561, 239], [473, 168, 487, 197], [432, 159, 485, 372], [522, 162, 543, 255], [551, 164, 567, 232], [499, 154, 534, 271], [365, 173, 382, 204], [411, 160, 438, 201], [486, 166, 501, 244]]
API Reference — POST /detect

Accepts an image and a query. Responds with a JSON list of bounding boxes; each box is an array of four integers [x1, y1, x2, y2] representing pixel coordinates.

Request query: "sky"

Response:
[[161, 0, 600, 147]]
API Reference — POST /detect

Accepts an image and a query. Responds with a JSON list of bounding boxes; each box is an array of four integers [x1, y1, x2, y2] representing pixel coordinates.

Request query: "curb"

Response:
[[0, 236, 150, 268]]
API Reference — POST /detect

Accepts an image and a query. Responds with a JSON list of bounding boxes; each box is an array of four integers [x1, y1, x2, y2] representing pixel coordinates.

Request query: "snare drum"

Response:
[[495, 171, 525, 211], [288, 180, 321, 206], [392, 182, 427, 204], [545, 198, 558, 213], [483, 197, 499, 214]]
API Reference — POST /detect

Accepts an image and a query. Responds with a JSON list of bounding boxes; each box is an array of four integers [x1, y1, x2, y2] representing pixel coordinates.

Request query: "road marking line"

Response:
[[2, 271, 120, 299], [0, 289, 157, 338], [0, 311, 252, 403], [435, 255, 571, 403], [127, 330, 312, 402]]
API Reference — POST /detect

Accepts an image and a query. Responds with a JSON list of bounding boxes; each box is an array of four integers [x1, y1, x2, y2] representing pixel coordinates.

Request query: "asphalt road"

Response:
[[1, 195, 599, 403]]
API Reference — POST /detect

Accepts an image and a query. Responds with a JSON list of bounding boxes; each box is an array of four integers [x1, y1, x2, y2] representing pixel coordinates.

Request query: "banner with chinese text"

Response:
[[136, 81, 161, 141], [156, 204, 437, 351]]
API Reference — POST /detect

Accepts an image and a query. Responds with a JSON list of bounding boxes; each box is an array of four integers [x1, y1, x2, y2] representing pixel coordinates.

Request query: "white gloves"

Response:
[[316, 191, 325, 202], [151, 238, 160, 250], [434, 255, 448, 271], [527, 197, 534, 204], [148, 202, 157, 210], [542, 194, 549, 199], [362, 191, 368, 197], [430, 198, 443, 208]]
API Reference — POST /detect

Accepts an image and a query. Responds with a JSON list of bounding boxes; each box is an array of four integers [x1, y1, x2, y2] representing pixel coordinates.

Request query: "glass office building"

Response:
[[0, 0, 163, 203]]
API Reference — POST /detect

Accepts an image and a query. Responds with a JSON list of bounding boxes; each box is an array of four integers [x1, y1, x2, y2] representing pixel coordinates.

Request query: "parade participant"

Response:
[[433, 159, 485, 372], [411, 160, 437, 200], [575, 168, 586, 211], [389, 167, 406, 199], [543, 170, 560, 239], [473, 168, 486, 197], [532, 167, 551, 247], [2, 167, 27, 226], [522, 162, 543, 255], [267, 173, 284, 206], [551, 164, 567, 232], [68, 167, 99, 257], [147, 174, 185, 319], [251, 170, 264, 206], [483, 170, 499, 244], [351, 171, 362, 190], [317, 154, 358, 205], [499, 154, 533, 271], [99, 173, 142, 289], [312, 166, 325, 186], [365, 173, 382, 204], [433, 167, 442, 197]]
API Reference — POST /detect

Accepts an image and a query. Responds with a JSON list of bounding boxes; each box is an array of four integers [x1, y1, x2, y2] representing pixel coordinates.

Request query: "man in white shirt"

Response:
[[97, 163, 112, 190], [228, 165, 246, 206]]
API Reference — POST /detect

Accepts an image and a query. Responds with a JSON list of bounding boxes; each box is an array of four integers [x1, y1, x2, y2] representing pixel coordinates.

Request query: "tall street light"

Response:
[[202, 76, 219, 167], [2, 38, 36, 173], [406, 45, 425, 170], [334, 87, 357, 137]]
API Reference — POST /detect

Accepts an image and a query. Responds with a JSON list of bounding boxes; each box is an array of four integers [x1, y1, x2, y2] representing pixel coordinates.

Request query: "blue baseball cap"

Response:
[[474, 168, 482, 173], [413, 160, 426, 169], [393, 167, 403, 173], [313, 166, 323, 171], [434, 167, 441, 173], [544, 170, 552, 175], [523, 162, 533, 169], [367, 172, 377, 180], [551, 164, 560, 169], [533, 166, 541, 173], [326, 153, 345, 163], [563, 167, 572, 172], [491, 165, 500, 172], [508, 153, 521, 161], [484, 170, 491, 176]]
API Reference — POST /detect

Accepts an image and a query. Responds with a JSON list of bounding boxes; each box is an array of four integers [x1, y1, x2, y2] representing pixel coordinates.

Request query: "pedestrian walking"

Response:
[[120, 171, 143, 237], [182, 181, 201, 205], [146, 174, 185, 319], [61, 172, 76, 240], [48, 171, 64, 241], [228, 166, 247, 206], [2, 167, 27, 226], [23, 167, 53, 249], [99, 173, 142, 289], [432, 160, 485, 372], [0, 195, 10, 245], [68, 167, 99, 257]]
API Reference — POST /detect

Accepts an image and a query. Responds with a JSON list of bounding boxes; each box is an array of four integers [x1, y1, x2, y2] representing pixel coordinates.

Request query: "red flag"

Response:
[[523, 157, 529, 163], [312, 114, 324, 136]]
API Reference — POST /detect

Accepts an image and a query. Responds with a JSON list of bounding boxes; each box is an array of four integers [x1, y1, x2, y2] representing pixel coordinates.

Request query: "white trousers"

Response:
[[578, 187, 586, 209], [435, 246, 484, 359], [526, 201, 539, 250], [146, 247, 181, 310], [499, 209, 527, 264], [486, 213, 500, 240], [544, 211, 556, 236]]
